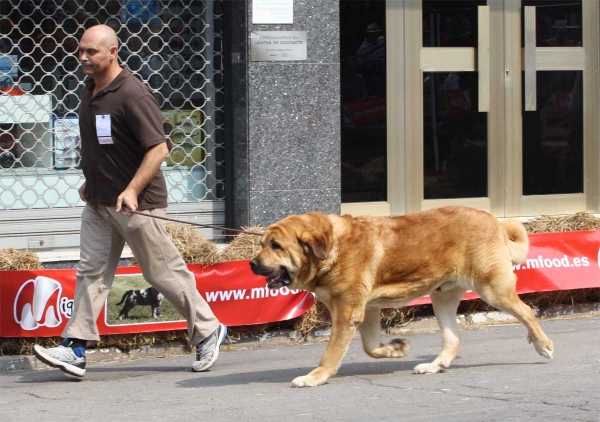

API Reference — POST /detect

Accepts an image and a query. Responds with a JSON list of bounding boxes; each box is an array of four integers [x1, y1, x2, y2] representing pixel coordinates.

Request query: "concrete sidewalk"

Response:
[[1, 302, 598, 373]]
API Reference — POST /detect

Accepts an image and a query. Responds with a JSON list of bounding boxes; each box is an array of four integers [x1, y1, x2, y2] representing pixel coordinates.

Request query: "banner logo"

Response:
[[13, 276, 64, 330]]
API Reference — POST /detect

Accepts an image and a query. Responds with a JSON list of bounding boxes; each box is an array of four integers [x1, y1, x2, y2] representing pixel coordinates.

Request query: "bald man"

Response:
[[33, 25, 227, 377]]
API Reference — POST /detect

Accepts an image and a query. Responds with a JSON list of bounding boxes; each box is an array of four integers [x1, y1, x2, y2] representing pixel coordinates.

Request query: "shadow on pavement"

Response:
[[11, 355, 548, 386], [175, 359, 431, 388]]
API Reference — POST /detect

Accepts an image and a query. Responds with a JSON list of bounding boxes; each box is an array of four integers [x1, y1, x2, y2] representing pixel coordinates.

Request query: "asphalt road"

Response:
[[1, 316, 598, 422]]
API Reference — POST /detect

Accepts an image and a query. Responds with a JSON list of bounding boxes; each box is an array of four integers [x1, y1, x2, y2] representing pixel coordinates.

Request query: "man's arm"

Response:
[[116, 142, 169, 215], [78, 181, 87, 202]]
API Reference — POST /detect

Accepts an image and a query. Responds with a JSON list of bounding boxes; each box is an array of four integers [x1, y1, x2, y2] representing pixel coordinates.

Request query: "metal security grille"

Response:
[[0, 0, 226, 211]]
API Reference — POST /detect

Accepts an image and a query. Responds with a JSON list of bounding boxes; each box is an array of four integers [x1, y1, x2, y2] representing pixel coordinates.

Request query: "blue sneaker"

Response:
[[33, 339, 86, 377], [192, 323, 227, 372]]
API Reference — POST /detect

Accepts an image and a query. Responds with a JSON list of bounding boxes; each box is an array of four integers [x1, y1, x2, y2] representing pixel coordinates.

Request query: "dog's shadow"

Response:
[[175, 360, 425, 389], [174, 357, 546, 389], [14, 356, 546, 386]]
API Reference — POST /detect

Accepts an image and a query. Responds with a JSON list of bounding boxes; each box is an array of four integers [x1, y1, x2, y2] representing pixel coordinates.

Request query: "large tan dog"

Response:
[[250, 206, 554, 387]]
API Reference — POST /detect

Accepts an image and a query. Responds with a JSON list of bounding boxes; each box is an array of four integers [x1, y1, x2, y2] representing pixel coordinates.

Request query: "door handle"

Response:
[[524, 6, 536, 111], [478, 6, 490, 112]]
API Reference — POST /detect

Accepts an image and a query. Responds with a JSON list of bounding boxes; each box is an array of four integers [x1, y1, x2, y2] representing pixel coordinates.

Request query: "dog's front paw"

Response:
[[292, 367, 333, 387], [413, 362, 443, 374], [533, 339, 554, 359], [291, 375, 324, 388], [291, 375, 314, 387]]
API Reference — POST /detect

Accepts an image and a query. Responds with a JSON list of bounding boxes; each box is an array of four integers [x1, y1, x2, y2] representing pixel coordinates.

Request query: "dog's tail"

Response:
[[502, 219, 529, 265], [115, 291, 129, 306]]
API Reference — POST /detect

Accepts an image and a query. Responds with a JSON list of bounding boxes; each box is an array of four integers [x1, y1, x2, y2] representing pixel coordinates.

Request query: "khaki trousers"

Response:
[[62, 204, 219, 345]]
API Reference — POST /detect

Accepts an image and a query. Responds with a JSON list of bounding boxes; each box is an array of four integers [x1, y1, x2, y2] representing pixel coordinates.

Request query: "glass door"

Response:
[[340, 1, 388, 214], [506, 0, 599, 216], [400, 0, 598, 217], [403, 0, 503, 214]]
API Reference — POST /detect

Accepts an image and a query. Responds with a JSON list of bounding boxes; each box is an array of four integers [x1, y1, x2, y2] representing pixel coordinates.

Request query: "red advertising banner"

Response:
[[0, 260, 315, 338], [0, 231, 598, 338]]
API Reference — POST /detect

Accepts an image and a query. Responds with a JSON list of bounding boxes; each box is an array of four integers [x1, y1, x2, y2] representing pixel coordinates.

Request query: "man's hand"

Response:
[[79, 182, 87, 202], [116, 188, 138, 216], [116, 143, 168, 216]]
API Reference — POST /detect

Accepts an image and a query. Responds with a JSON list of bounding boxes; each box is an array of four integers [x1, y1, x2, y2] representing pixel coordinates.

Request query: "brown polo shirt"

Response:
[[79, 67, 168, 209]]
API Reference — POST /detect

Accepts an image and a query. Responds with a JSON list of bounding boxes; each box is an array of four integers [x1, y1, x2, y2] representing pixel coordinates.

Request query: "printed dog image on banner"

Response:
[[107, 275, 181, 325], [116, 286, 164, 320]]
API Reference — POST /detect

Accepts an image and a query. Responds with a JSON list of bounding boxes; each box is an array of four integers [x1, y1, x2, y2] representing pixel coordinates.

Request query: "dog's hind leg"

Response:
[[359, 308, 409, 358], [475, 269, 554, 359], [414, 285, 466, 374]]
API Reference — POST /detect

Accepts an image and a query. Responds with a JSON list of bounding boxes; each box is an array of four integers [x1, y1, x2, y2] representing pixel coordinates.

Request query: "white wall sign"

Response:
[[252, 0, 293, 24], [53, 117, 80, 169], [251, 31, 307, 61]]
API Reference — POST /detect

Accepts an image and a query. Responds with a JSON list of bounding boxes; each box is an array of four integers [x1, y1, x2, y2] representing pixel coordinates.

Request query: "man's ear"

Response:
[[299, 231, 328, 260], [109, 45, 118, 61]]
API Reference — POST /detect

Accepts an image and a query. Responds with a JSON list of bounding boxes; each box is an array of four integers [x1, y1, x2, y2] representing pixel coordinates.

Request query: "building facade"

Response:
[[1, 0, 598, 261]]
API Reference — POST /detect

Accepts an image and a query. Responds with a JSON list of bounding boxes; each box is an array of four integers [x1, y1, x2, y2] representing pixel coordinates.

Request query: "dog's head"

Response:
[[250, 212, 331, 291]]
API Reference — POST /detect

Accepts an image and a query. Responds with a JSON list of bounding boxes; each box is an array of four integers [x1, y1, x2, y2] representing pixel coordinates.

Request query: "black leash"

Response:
[[129, 210, 264, 236]]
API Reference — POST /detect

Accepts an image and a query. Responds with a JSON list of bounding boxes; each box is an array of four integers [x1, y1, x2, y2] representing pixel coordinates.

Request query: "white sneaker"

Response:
[[192, 324, 227, 372], [33, 341, 86, 377]]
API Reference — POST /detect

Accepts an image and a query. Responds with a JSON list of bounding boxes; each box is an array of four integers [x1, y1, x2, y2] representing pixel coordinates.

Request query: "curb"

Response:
[[1, 302, 598, 374]]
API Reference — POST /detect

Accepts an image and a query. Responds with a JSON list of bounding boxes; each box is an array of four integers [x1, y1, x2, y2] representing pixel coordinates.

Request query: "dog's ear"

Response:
[[299, 231, 328, 260]]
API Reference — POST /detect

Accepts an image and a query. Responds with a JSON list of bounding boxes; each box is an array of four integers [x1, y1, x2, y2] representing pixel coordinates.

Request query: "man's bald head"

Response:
[[79, 24, 122, 81], [81, 24, 119, 50]]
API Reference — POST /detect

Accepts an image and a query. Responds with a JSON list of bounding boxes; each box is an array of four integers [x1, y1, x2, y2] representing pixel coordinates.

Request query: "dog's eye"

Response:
[[271, 240, 282, 250]]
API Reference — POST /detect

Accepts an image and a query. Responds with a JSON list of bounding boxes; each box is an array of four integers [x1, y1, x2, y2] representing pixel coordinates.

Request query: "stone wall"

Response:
[[230, 0, 341, 228]]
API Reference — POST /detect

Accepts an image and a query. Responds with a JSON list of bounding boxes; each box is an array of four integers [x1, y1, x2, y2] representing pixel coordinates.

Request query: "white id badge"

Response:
[[95, 114, 113, 144]]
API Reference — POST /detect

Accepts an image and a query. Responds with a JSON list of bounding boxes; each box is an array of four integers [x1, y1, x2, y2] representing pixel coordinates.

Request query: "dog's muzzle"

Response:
[[250, 259, 292, 290]]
